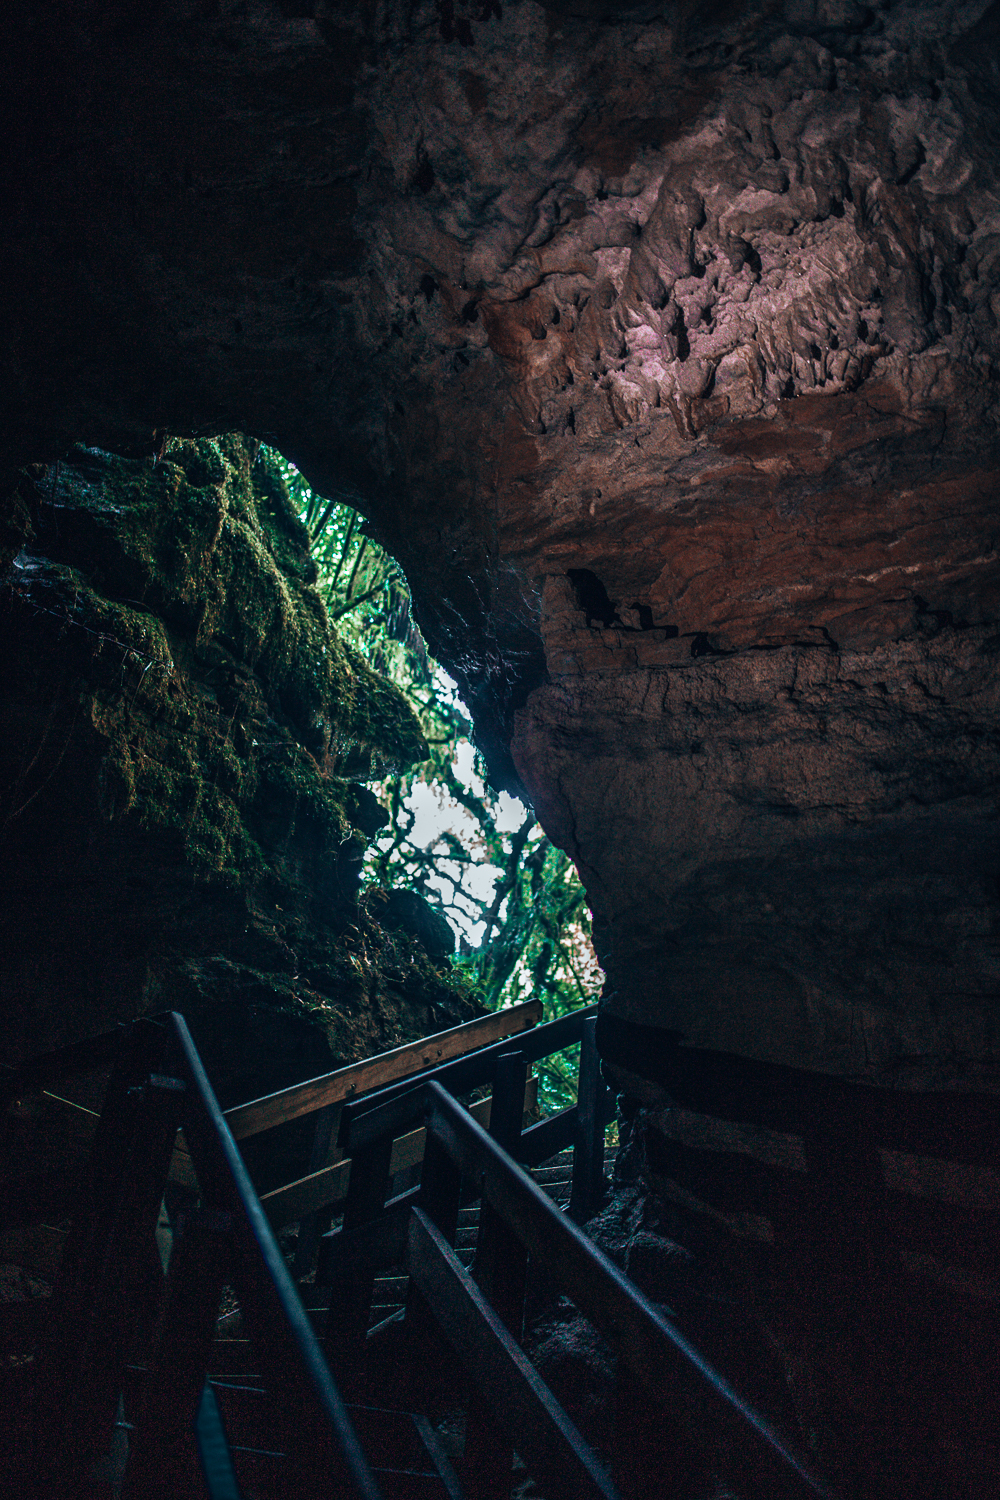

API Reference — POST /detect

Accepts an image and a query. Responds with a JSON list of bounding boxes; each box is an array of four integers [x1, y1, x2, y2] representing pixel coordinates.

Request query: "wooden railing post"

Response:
[[415, 1121, 464, 1244], [465, 1052, 531, 1500], [36, 1022, 183, 1497], [569, 1016, 608, 1224], [401, 1099, 465, 1385], [292, 1101, 338, 1278], [122, 1206, 233, 1500], [475, 1052, 530, 1332], [321, 1131, 395, 1385]]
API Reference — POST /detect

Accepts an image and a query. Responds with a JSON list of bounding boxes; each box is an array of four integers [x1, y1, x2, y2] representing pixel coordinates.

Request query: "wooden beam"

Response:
[[407, 1207, 620, 1500], [261, 1158, 351, 1228], [168, 1130, 199, 1190], [224, 1000, 543, 1140], [423, 1086, 838, 1499], [258, 1080, 538, 1229]]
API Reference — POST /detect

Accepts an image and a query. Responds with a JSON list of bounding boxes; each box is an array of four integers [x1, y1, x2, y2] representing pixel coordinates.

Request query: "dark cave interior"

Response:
[[2, 2, 1000, 1496]]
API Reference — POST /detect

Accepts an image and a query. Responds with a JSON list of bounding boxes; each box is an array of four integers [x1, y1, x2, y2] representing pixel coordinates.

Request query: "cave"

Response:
[[2, 2, 1000, 1497]]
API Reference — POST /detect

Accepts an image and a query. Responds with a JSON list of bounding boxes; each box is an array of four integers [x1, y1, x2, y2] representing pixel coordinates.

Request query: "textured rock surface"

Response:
[[0, 437, 479, 1096], [2, 0, 1000, 1086], [597, 1106, 1000, 1500], [516, 615, 1000, 1084], [525, 1179, 808, 1500]]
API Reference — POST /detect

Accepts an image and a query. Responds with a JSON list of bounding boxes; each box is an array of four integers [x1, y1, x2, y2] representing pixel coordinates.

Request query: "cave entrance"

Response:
[[277, 448, 603, 1112]]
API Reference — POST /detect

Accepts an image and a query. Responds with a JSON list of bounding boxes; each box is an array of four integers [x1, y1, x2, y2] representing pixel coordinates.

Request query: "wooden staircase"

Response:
[[358, 1144, 617, 1332], [1, 1005, 838, 1500]]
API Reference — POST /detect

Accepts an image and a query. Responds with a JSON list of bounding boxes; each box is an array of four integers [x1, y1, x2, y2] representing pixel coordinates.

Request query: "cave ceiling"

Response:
[[3, 0, 1000, 1085]]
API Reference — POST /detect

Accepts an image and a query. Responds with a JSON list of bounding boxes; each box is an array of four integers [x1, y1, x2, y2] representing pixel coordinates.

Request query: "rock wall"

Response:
[[2, 0, 1000, 1090], [0, 436, 478, 1098]]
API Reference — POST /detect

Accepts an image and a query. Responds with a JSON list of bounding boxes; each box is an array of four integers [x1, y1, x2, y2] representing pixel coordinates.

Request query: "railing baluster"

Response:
[[36, 1022, 182, 1497], [400, 1097, 465, 1384], [123, 1206, 233, 1499], [321, 1131, 395, 1385], [570, 1015, 608, 1224], [293, 1101, 338, 1278], [476, 1051, 530, 1332], [465, 1052, 530, 1500]]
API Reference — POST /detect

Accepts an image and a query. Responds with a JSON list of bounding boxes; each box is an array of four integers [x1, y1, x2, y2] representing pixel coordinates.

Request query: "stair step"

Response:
[[374, 1276, 409, 1299], [531, 1166, 573, 1184]]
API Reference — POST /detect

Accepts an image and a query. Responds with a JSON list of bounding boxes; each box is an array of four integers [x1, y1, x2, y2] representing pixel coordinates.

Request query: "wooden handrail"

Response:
[[338, 1004, 596, 1147], [224, 999, 543, 1140], [165, 1014, 382, 1499], [418, 1081, 838, 1499], [259, 1077, 537, 1230], [1, 1025, 126, 1095], [330, 1074, 839, 1500], [36, 1013, 385, 1499], [408, 1205, 620, 1500]]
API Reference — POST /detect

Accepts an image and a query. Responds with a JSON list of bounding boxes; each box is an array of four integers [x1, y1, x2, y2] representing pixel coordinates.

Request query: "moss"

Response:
[[47, 437, 425, 777], [259, 753, 352, 845], [8, 436, 479, 1097], [24, 435, 431, 884]]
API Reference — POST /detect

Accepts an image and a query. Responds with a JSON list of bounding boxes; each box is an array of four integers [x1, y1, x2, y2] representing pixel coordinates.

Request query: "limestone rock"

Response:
[[2, 1, 1000, 1088], [371, 888, 457, 960], [0, 437, 479, 1099]]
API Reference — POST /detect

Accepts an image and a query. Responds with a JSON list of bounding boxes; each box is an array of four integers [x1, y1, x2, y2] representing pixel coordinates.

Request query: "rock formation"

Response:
[[2, 0, 1000, 1091], [3, 8, 1000, 1497], [0, 435, 476, 1097]]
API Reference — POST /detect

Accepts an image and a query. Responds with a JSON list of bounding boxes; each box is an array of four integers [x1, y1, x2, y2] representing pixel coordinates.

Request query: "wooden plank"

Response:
[[0, 1222, 68, 1280], [339, 1007, 594, 1145], [598, 1017, 1000, 1165], [4, 1027, 124, 1091], [423, 1085, 837, 1500], [258, 1087, 539, 1230], [407, 1206, 620, 1500], [388, 1083, 536, 1177], [518, 1107, 576, 1168], [225, 1000, 543, 1140], [41, 1090, 100, 1122], [318, 1193, 416, 1282], [4, 1088, 101, 1160], [168, 1130, 199, 1191], [260, 1158, 351, 1228]]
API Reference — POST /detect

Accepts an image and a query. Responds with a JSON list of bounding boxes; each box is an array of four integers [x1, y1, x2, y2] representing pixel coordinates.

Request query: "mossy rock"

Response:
[[23, 436, 428, 884], [3, 436, 482, 1103]]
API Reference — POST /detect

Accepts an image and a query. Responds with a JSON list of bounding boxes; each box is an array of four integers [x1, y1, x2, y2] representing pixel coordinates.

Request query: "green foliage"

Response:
[[270, 451, 604, 1112]]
